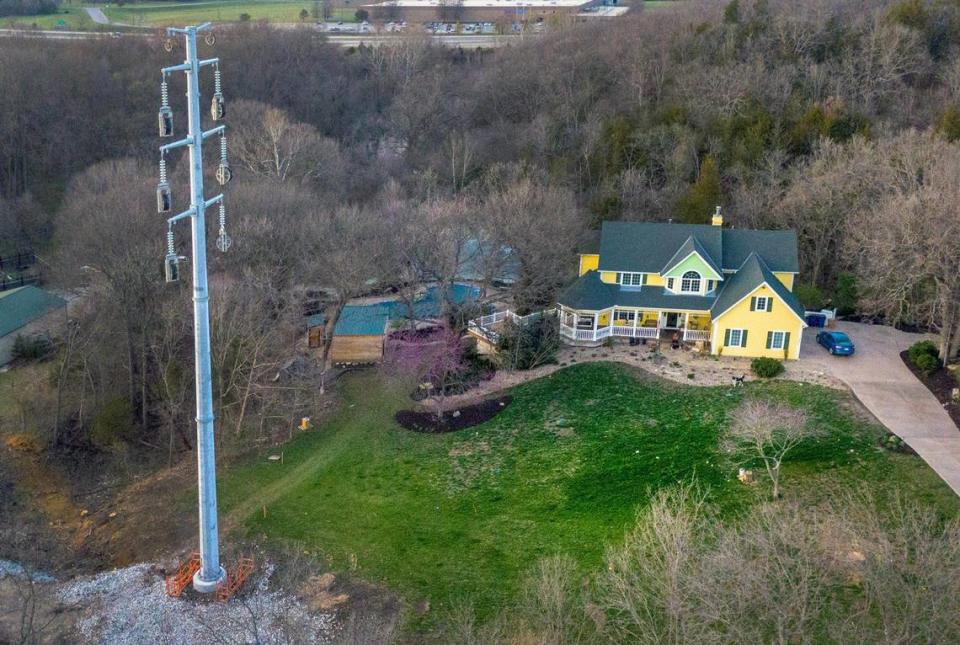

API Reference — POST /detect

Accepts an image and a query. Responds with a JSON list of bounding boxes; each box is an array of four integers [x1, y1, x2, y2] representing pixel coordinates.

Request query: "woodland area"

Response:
[[2, 0, 960, 465]]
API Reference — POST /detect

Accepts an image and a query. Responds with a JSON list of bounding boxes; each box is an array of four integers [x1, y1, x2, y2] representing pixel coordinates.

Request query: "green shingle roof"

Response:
[[596, 221, 798, 274], [721, 229, 799, 273], [710, 253, 806, 321], [598, 221, 723, 273], [557, 271, 618, 310], [0, 286, 66, 338], [558, 271, 716, 312]]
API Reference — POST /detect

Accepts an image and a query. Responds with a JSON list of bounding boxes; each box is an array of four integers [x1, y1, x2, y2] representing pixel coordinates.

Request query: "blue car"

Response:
[[816, 330, 855, 356]]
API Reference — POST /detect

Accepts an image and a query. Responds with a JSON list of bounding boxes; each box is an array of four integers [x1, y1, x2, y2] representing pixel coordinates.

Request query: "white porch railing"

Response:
[[561, 323, 712, 344], [472, 308, 554, 329], [683, 329, 711, 342], [612, 325, 659, 339]]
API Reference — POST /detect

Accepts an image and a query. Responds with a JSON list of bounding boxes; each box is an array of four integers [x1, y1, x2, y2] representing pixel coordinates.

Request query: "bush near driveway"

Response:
[[751, 357, 784, 378]]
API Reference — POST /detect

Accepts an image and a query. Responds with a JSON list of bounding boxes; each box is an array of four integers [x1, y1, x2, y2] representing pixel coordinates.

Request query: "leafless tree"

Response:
[[724, 399, 814, 499], [228, 99, 345, 187], [477, 170, 586, 312], [596, 484, 709, 645], [846, 133, 960, 360], [52, 158, 165, 434], [302, 203, 393, 375]]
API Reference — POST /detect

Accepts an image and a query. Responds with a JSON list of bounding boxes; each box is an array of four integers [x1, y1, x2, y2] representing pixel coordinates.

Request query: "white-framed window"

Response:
[[680, 271, 701, 293], [752, 296, 771, 312], [618, 272, 644, 287], [576, 314, 595, 330], [725, 328, 748, 348], [667, 278, 675, 291], [614, 310, 636, 322], [767, 330, 790, 351]]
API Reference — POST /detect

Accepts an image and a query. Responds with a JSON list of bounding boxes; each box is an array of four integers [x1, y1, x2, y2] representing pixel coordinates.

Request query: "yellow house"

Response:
[[558, 210, 806, 359]]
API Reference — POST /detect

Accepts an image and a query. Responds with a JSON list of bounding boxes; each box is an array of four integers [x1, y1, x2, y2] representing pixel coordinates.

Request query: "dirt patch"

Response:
[[395, 396, 512, 433], [899, 350, 960, 430]]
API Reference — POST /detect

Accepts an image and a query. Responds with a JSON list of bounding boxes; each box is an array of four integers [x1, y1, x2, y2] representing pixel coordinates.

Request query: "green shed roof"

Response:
[[0, 286, 66, 338]]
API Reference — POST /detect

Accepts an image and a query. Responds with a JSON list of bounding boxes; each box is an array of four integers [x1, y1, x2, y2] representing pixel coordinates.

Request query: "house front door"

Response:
[[664, 312, 680, 329]]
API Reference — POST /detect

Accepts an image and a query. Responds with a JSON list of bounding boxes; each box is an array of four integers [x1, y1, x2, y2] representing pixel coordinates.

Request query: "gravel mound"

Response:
[[58, 561, 338, 644]]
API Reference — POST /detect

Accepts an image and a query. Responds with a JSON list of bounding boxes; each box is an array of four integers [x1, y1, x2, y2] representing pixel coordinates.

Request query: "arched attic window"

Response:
[[680, 271, 701, 293]]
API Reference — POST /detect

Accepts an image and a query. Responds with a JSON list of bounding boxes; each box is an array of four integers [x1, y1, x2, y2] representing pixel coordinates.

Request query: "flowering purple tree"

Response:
[[384, 323, 469, 420]]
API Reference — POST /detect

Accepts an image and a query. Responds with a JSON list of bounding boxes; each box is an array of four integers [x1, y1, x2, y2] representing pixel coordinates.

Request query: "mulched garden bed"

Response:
[[395, 395, 512, 433], [899, 350, 960, 430]]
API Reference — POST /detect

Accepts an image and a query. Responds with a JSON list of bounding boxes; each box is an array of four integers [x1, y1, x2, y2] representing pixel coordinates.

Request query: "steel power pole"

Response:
[[158, 22, 232, 593]]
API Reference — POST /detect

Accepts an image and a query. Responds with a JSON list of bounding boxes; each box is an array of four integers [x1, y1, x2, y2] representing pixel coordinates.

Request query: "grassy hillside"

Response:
[[218, 363, 958, 626]]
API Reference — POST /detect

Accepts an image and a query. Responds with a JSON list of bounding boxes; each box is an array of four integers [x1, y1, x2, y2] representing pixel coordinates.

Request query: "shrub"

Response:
[[496, 315, 560, 370], [908, 340, 941, 375], [751, 357, 784, 378], [913, 352, 940, 376], [11, 334, 53, 362], [908, 339, 938, 363], [354, 8, 368, 21], [833, 273, 859, 316], [89, 397, 134, 448], [795, 283, 825, 311]]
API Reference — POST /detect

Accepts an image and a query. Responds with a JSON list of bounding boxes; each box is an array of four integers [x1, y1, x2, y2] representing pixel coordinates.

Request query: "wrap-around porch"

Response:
[[559, 306, 712, 345]]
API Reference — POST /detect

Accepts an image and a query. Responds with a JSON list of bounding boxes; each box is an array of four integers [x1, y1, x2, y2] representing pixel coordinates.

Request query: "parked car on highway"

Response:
[[816, 330, 855, 356]]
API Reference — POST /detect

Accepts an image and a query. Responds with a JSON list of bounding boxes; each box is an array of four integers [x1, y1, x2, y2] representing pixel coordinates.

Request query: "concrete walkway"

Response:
[[801, 322, 960, 495], [84, 7, 110, 25]]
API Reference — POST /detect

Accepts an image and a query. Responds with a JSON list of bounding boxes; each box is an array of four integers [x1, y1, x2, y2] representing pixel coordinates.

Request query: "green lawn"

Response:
[[4, 1, 357, 30], [102, 1, 356, 27], [2, 5, 95, 29], [218, 363, 959, 628]]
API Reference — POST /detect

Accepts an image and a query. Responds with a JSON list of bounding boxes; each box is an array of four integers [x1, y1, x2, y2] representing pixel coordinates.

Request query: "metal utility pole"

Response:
[[157, 22, 232, 594]]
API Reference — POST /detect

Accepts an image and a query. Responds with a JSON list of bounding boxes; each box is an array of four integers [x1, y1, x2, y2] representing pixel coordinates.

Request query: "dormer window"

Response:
[[680, 271, 701, 293], [618, 272, 645, 287]]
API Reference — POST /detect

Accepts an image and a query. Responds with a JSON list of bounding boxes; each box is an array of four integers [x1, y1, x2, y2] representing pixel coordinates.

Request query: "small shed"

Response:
[[0, 286, 67, 365], [307, 284, 480, 364]]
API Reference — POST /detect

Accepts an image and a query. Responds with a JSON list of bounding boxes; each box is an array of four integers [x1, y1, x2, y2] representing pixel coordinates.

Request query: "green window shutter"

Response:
[[767, 298, 773, 313], [784, 331, 791, 354], [741, 330, 748, 347], [750, 297, 756, 311], [642, 273, 648, 285], [724, 329, 731, 346], [766, 331, 773, 349], [616, 273, 622, 283]]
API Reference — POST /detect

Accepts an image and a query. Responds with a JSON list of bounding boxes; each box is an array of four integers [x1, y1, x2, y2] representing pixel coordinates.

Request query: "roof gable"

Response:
[[660, 237, 723, 280], [710, 253, 806, 322]]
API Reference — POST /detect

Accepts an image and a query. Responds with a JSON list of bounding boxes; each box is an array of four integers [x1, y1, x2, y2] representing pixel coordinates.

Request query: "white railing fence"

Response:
[[560, 323, 712, 344], [682, 329, 711, 342], [471, 308, 554, 330]]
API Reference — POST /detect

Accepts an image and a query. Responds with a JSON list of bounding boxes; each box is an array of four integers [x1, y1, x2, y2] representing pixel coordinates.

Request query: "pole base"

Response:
[[192, 566, 226, 593]]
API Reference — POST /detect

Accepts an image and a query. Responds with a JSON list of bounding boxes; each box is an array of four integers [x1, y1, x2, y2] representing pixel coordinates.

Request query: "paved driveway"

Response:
[[802, 322, 960, 495], [85, 7, 110, 24]]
